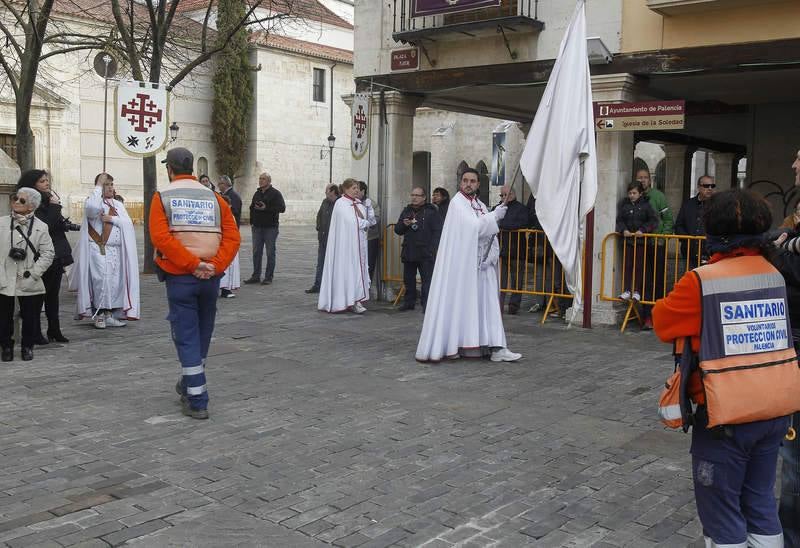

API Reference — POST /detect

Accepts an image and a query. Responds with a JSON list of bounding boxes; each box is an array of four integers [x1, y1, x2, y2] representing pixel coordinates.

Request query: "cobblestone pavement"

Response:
[[0, 226, 713, 547]]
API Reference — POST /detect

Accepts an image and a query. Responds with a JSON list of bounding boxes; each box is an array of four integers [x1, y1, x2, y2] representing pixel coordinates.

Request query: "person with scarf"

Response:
[[15, 169, 78, 344], [0, 187, 54, 361], [653, 189, 799, 548]]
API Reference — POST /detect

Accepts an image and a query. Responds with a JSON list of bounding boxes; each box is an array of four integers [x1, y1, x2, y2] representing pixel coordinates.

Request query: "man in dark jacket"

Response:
[[245, 172, 285, 285], [306, 184, 340, 294], [495, 185, 530, 314], [394, 187, 442, 311], [218, 175, 242, 226], [675, 175, 716, 261]]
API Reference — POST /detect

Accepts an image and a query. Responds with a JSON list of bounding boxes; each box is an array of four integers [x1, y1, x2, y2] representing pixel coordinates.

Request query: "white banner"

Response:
[[351, 93, 370, 160], [115, 80, 169, 157]]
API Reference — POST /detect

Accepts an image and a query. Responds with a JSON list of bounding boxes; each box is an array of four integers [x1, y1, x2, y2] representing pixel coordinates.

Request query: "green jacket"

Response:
[[645, 187, 674, 235]]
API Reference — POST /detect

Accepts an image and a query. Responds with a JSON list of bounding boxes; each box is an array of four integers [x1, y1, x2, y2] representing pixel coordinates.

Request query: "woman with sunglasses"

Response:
[[16, 169, 77, 343], [0, 187, 54, 361]]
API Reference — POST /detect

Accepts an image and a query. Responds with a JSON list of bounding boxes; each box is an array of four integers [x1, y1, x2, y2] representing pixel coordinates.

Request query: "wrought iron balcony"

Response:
[[392, 0, 543, 44]]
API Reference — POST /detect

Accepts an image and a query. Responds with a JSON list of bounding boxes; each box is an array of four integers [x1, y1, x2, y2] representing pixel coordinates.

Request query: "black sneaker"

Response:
[[261, 279, 273, 285], [305, 286, 320, 294], [1, 347, 12, 362], [21, 347, 33, 361], [181, 398, 209, 420], [243, 277, 260, 284]]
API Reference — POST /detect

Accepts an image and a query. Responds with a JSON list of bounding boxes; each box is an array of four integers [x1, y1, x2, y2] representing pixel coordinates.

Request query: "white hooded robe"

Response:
[[318, 195, 370, 313], [415, 191, 506, 361]]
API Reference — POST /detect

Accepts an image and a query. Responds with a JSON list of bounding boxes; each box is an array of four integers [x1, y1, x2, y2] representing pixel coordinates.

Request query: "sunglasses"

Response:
[[700, 184, 716, 189], [10, 195, 26, 205]]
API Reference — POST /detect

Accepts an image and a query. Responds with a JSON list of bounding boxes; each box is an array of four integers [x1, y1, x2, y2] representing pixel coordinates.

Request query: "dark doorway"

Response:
[[413, 151, 431, 196]]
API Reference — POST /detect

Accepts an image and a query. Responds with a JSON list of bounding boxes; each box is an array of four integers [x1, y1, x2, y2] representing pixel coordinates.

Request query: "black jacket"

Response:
[[436, 199, 449, 220], [36, 195, 73, 266], [766, 246, 800, 338], [525, 195, 542, 230], [675, 195, 709, 257], [495, 199, 530, 258], [315, 199, 336, 243], [222, 188, 243, 226], [249, 186, 285, 227], [394, 203, 442, 263], [616, 197, 658, 234]]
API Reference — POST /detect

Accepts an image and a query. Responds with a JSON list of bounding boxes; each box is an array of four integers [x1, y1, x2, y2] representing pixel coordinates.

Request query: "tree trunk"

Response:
[[15, 118, 35, 172], [142, 155, 157, 273]]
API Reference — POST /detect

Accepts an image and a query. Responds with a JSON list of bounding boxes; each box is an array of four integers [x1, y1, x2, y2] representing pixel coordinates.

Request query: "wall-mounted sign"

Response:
[[593, 100, 685, 132], [351, 93, 370, 160], [411, 0, 501, 17], [391, 48, 419, 72]]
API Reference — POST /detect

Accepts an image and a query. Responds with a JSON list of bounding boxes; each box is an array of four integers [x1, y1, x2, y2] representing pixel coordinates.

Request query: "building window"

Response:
[[0, 134, 18, 162], [198, 156, 208, 178], [313, 68, 326, 103]]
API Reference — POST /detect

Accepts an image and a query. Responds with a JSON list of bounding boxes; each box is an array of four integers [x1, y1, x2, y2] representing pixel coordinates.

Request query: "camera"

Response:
[[410, 222, 419, 231], [8, 247, 26, 261], [61, 218, 81, 232]]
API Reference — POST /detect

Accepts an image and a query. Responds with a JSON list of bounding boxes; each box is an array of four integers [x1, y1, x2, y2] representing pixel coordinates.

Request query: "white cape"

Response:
[[415, 192, 506, 362], [220, 252, 241, 290], [318, 196, 370, 312], [69, 193, 140, 320]]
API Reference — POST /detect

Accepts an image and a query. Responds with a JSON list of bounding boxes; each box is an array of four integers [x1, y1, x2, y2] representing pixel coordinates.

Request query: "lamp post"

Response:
[[327, 133, 336, 184], [169, 122, 180, 142]]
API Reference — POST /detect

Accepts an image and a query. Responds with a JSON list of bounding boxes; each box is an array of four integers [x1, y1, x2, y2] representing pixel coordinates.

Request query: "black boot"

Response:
[[47, 331, 69, 343], [34, 333, 49, 346], [21, 347, 33, 361], [1, 344, 12, 362]]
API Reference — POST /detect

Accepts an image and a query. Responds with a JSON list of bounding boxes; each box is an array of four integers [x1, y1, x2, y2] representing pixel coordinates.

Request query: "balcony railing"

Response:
[[393, 0, 542, 44]]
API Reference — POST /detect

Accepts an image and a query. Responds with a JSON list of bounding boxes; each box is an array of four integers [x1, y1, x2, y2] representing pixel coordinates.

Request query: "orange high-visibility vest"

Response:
[[695, 254, 800, 428], [159, 181, 222, 261]]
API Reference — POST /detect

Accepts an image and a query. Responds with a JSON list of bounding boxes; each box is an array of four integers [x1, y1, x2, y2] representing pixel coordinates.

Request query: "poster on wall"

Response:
[[411, 0, 501, 17], [491, 131, 506, 186], [351, 93, 370, 160], [115, 80, 169, 157]]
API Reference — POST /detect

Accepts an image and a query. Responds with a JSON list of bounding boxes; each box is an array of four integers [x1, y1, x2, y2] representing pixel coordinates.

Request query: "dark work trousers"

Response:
[[781, 336, 800, 547], [0, 294, 44, 350], [642, 242, 666, 319], [499, 258, 522, 311], [622, 240, 647, 294], [166, 274, 220, 411], [402, 260, 434, 309], [368, 238, 380, 280], [40, 262, 64, 336], [691, 408, 789, 546], [313, 237, 328, 289], [251, 226, 279, 281]]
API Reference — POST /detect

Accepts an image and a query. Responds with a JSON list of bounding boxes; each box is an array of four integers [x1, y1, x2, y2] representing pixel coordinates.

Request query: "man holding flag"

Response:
[[519, 0, 598, 322]]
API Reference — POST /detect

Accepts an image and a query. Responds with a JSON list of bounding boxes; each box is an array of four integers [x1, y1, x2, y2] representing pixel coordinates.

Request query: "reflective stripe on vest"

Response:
[[159, 181, 222, 260], [695, 254, 800, 427]]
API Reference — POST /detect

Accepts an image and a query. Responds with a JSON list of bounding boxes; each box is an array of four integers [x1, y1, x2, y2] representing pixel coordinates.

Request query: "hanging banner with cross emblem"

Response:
[[351, 93, 370, 160], [114, 80, 169, 157]]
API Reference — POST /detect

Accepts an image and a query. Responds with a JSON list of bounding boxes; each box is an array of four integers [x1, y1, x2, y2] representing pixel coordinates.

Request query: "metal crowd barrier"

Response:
[[498, 229, 574, 324], [71, 201, 146, 224], [600, 233, 706, 332], [381, 225, 575, 318]]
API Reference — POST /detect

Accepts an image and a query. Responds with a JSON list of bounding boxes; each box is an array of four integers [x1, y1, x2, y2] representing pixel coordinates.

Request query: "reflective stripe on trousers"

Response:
[[705, 533, 784, 547]]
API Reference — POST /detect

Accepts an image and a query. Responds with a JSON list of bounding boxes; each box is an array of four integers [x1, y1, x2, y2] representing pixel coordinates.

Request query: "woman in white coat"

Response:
[[318, 178, 371, 314], [0, 187, 54, 361]]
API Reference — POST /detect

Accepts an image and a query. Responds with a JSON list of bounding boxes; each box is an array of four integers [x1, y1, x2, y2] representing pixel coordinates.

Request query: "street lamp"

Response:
[[169, 122, 180, 142], [326, 133, 335, 184]]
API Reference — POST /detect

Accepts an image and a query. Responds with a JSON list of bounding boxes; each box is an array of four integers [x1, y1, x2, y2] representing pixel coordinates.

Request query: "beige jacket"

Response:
[[0, 215, 54, 297]]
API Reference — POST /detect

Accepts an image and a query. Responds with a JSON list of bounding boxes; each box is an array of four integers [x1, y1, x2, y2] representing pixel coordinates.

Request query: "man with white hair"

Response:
[[71, 173, 140, 328], [245, 172, 285, 285]]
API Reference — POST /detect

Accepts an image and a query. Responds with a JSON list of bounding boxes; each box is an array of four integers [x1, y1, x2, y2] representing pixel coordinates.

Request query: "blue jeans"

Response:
[[252, 226, 278, 281], [166, 274, 220, 411], [691, 409, 788, 545], [781, 411, 800, 547]]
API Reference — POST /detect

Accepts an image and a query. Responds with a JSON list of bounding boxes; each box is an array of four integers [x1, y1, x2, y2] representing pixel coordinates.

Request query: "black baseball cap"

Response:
[[161, 147, 193, 171]]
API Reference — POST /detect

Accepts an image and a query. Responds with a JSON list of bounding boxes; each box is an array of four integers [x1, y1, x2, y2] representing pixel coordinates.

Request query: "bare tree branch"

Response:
[[0, 18, 23, 59], [0, 50, 18, 95], [0, 0, 26, 29]]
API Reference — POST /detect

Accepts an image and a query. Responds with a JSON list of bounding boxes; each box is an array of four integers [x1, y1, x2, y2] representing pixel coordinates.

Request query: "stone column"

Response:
[[712, 152, 737, 189], [662, 144, 689, 218], [582, 74, 639, 326], [346, 91, 421, 299]]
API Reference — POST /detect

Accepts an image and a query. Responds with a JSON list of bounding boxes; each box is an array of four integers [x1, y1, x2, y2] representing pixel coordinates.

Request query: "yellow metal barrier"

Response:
[[498, 229, 575, 323], [600, 233, 706, 332], [382, 223, 406, 305], [71, 201, 145, 224]]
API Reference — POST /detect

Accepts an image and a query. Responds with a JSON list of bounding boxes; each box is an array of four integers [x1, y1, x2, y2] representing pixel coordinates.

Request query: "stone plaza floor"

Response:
[[0, 225, 711, 547]]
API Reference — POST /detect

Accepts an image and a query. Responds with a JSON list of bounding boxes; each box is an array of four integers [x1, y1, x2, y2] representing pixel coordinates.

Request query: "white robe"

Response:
[[415, 191, 506, 362], [220, 252, 241, 290], [69, 186, 140, 320], [318, 196, 370, 313]]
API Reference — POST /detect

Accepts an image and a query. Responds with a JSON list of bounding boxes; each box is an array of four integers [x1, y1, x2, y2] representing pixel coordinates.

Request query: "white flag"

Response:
[[519, 0, 597, 310]]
